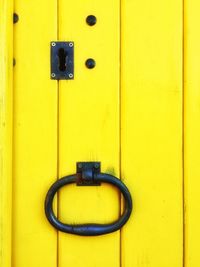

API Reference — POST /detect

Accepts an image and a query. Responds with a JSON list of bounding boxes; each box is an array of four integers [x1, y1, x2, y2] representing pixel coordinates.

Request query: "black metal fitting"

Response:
[[86, 15, 97, 26], [51, 41, 74, 80], [85, 58, 96, 69], [44, 162, 133, 236], [13, 13, 19, 23], [76, 162, 101, 186]]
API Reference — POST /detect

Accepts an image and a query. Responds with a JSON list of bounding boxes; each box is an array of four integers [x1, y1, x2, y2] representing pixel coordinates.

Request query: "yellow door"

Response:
[[184, 1, 200, 266], [3, 0, 200, 266]]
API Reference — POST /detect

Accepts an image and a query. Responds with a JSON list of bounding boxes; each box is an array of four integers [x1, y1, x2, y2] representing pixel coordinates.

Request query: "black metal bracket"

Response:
[[76, 162, 101, 186], [51, 41, 74, 80]]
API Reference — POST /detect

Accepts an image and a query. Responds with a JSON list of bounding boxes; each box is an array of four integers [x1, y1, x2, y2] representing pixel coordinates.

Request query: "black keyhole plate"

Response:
[[51, 42, 74, 80]]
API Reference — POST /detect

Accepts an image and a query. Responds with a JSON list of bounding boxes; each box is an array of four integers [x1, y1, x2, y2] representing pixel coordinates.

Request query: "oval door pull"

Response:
[[44, 162, 132, 236]]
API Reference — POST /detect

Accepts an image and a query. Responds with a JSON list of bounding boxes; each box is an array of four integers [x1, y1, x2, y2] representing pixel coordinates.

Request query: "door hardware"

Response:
[[76, 162, 101, 186], [13, 13, 19, 23], [45, 162, 133, 236], [51, 41, 74, 80], [86, 15, 97, 26], [85, 58, 96, 69]]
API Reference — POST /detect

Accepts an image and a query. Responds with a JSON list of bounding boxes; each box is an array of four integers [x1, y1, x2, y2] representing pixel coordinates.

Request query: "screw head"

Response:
[[94, 163, 99, 169], [86, 15, 97, 26], [69, 42, 74, 47], [51, 42, 56, 47], [85, 58, 96, 69], [78, 163, 82, 169], [68, 73, 74, 78], [51, 73, 56, 78]]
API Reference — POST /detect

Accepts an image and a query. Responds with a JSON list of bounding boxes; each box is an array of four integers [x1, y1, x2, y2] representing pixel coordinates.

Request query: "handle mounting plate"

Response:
[[76, 162, 101, 186]]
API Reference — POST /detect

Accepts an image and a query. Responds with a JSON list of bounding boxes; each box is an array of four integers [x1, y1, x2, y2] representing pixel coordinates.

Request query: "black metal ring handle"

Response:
[[45, 172, 132, 236]]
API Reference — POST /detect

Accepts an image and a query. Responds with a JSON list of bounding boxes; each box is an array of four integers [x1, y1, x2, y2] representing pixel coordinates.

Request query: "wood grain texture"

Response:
[[12, 1, 57, 266], [0, 1, 13, 267], [184, 1, 200, 265], [58, 0, 120, 266], [121, 0, 183, 266]]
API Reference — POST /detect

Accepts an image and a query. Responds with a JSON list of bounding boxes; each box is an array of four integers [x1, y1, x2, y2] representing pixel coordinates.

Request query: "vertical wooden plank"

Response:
[[121, 0, 183, 266], [0, 1, 13, 267], [13, 1, 57, 266], [184, 1, 200, 266], [58, 1, 120, 266]]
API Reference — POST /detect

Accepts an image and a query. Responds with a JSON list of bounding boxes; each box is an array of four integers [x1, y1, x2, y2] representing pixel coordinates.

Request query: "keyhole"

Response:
[[58, 48, 67, 71]]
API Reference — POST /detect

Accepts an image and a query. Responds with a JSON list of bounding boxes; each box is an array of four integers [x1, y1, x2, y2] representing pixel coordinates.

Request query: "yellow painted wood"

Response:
[[58, 0, 120, 266], [184, 1, 200, 266], [0, 1, 13, 267], [121, 0, 183, 266], [12, 1, 58, 266]]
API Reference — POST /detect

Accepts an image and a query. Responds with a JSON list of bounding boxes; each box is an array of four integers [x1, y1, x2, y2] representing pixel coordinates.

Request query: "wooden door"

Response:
[[1, 0, 194, 266]]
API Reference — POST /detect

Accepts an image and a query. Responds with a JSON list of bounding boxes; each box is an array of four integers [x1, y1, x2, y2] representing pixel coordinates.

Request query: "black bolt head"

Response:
[[85, 58, 96, 69], [86, 15, 97, 26], [13, 13, 19, 23]]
